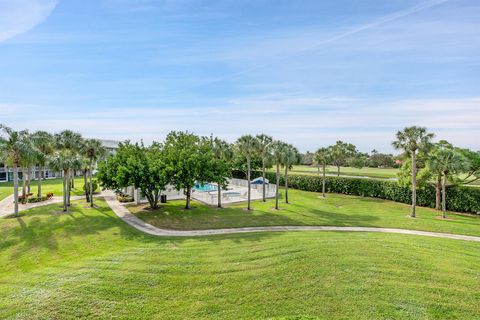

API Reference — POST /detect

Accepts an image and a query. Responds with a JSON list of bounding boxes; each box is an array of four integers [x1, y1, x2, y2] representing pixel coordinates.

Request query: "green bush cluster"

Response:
[[232, 170, 480, 213], [117, 195, 134, 203], [83, 180, 99, 194]]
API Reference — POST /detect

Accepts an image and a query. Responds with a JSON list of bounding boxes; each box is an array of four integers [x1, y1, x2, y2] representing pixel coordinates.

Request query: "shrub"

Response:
[[27, 196, 49, 203], [46, 192, 54, 199], [117, 195, 134, 203], [18, 193, 33, 202], [232, 170, 480, 213], [83, 180, 99, 194]]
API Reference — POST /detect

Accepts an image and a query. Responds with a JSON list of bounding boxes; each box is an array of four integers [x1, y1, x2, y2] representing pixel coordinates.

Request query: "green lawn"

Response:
[[1, 199, 479, 319], [276, 165, 399, 179], [129, 189, 480, 237], [0, 177, 86, 201]]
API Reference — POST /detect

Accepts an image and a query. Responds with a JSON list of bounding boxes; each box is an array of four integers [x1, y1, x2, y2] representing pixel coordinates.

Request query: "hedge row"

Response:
[[232, 170, 480, 213]]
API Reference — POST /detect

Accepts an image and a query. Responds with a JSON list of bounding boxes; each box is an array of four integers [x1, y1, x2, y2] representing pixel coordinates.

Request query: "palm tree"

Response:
[[83, 139, 106, 207], [31, 131, 54, 198], [429, 141, 469, 218], [235, 135, 259, 211], [392, 126, 434, 218], [80, 156, 90, 202], [282, 144, 299, 204], [314, 147, 332, 198], [54, 130, 83, 207], [0, 125, 31, 216], [256, 134, 273, 202], [268, 140, 286, 210], [49, 150, 73, 212], [212, 138, 233, 208]]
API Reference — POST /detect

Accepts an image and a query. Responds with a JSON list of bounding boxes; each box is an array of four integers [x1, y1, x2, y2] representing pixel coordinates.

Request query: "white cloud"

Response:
[[0, 0, 58, 42]]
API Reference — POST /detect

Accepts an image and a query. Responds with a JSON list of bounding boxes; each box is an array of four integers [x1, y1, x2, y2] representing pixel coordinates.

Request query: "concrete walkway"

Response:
[[0, 192, 104, 218], [103, 191, 480, 242]]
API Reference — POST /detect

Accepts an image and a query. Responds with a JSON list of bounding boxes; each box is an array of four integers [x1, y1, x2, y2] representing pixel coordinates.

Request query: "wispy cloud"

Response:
[[0, 0, 58, 42]]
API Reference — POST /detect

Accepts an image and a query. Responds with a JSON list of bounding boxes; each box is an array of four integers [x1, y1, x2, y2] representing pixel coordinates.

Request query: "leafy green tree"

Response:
[[31, 131, 54, 198], [235, 135, 259, 211], [267, 140, 286, 210], [98, 142, 169, 209], [392, 126, 434, 218], [83, 139, 106, 207], [0, 125, 31, 216], [314, 147, 332, 198], [163, 132, 214, 209], [211, 137, 233, 208], [256, 134, 273, 202], [329, 141, 358, 176], [282, 144, 299, 204]]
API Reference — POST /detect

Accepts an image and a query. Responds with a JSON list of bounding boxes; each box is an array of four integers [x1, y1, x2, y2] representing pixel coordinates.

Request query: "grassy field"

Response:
[[129, 189, 480, 237], [271, 165, 399, 179], [1, 198, 480, 319], [0, 177, 86, 201]]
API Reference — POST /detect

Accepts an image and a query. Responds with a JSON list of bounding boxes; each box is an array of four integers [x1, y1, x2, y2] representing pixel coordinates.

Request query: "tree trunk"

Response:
[[22, 167, 27, 204], [317, 165, 320, 175], [89, 159, 94, 207], [435, 175, 441, 210], [185, 187, 191, 209], [411, 151, 417, 218], [337, 165, 340, 177], [285, 165, 289, 204], [67, 170, 71, 207], [71, 169, 75, 188], [247, 158, 251, 210], [275, 162, 280, 210], [37, 166, 43, 198], [83, 169, 89, 202], [442, 172, 447, 219], [27, 166, 31, 194], [63, 170, 68, 212], [262, 158, 266, 202], [13, 163, 19, 216], [217, 183, 222, 208], [322, 163, 326, 198]]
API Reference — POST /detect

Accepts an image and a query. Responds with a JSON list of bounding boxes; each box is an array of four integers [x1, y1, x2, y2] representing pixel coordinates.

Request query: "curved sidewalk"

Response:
[[103, 191, 480, 242]]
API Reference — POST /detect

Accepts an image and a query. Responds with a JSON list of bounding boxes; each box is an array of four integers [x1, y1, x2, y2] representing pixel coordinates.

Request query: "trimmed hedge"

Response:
[[232, 170, 480, 213]]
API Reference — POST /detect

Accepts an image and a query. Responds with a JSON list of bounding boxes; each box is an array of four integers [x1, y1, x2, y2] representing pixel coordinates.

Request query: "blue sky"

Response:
[[0, 0, 479, 152]]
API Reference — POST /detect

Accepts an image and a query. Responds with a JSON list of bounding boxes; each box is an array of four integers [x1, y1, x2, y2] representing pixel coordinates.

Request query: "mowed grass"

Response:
[[0, 177, 86, 201], [1, 199, 480, 319], [129, 189, 480, 236]]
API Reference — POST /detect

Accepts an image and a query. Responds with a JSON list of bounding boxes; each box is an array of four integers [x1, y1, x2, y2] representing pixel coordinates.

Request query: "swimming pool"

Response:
[[193, 183, 217, 192]]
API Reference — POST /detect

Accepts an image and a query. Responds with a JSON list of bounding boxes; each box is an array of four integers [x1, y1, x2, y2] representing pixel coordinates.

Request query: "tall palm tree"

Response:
[[282, 144, 299, 204], [314, 147, 332, 198], [267, 140, 286, 210], [235, 135, 259, 211], [31, 131, 54, 198], [54, 130, 83, 207], [0, 125, 31, 216], [212, 138, 233, 208], [83, 139, 106, 207], [256, 134, 273, 202], [429, 141, 469, 218], [392, 126, 434, 218], [49, 150, 73, 212]]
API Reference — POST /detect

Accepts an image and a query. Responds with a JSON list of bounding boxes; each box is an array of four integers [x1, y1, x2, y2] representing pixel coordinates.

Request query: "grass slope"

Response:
[[129, 189, 480, 236], [0, 177, 86, 201], [0, 199, 479, 319]]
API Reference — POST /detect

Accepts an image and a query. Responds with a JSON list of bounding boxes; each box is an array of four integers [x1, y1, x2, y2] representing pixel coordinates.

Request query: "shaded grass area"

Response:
[[0, 177, 86, 201], [129, 189, 480, 236], [0, 200, 479, 319]]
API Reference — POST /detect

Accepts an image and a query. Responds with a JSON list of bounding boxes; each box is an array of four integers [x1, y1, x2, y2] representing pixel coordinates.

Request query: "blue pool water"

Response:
[[193, 183, 217, 192]]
